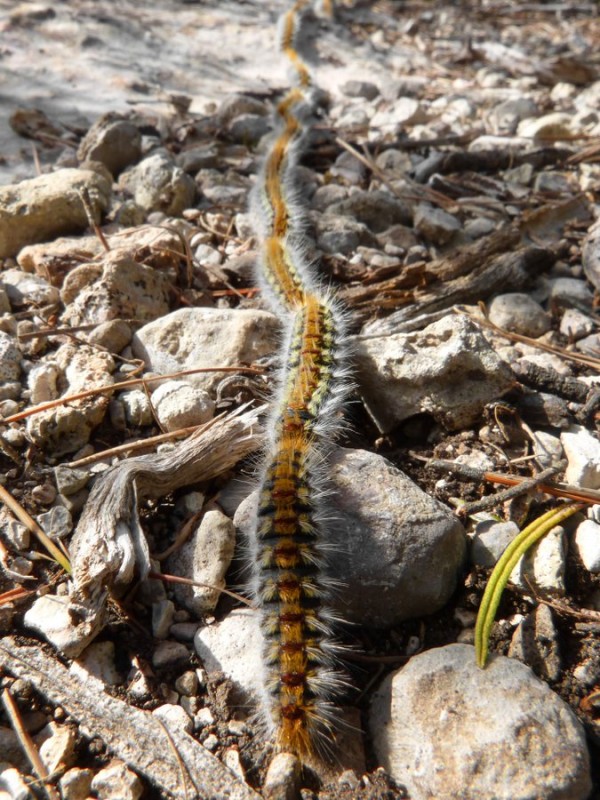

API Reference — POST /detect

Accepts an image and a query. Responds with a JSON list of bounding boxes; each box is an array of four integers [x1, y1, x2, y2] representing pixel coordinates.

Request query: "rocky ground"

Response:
[[1, 0, 600, 798]]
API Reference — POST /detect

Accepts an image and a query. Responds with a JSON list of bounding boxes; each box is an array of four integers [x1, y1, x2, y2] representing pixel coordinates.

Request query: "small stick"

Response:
[[78, 187, 110, 253], [148, 571, 254, 608]]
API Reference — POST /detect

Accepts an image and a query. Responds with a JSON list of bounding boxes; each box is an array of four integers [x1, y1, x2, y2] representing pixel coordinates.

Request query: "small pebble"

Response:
[[152, 703, 193, 735], [263, 752, 302, 800], [561, 425, 600, 488], [488, 293, 550, 338], [151, 640, 190, 671], [152, 599, 175, 639], [574, 519, 600, 572], [174, 670, 199, 697], [91, 759, 143, 800], [202, 733, 219, 751]]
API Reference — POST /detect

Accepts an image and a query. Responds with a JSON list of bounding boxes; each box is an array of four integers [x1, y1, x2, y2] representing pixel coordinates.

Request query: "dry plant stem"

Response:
[[460, 463, 567, 515], [2, 687, 60, 800], [148, 571, 254, 608], [0, 587, 36, 606], [0, 484, 71, 573], [1, 365, 264, 425]]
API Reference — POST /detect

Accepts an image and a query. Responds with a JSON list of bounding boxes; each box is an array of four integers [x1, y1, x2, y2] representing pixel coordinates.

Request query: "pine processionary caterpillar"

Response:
[[248, 0, 350, 759]]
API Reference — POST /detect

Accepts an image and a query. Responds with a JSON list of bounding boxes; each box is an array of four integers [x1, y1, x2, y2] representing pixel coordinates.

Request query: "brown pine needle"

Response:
[[0, 365, 264, 425], [0, 484, 71, 573], [148, 571, 254, 609], [2, 687, 60, 800]]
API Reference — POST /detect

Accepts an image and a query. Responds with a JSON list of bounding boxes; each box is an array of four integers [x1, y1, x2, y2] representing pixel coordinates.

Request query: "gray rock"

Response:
[[24, 593, 106, 658], [194, 610, 263, 700], [328, 190, 412, 233], [582, 217, 600, 291], [217, 94, 269, 126], [196, 168, 251, 206], [576, 332, 600, 357], [54, 465, 90, 496], [370, 98, 427, 136], [59, 768, 93, 800], [120, 389, 154, 427], [518, 112, 573, 140], [0, 765, 34, 799], [488, 293, 551, 338], [413, 204, 461, 246], [0, 331, 21, 382], [132, 308, 279, 397], [61, 251, 170, 327], [36, 721, 76, 774], [316, 214, 375, 254], [77, 115, 142, 177], [340, 80, 380, 100], [152, 599, 175, 639], [263, 753, 302, 800], [119, 152, 196, 215], [487, 96, 538, 135], [1, 269, 60, 307], [549, 277, 593, 313], [0, 167, 111, 258], [471, 520, 519, 567], [356, 313, 513, 432], [312, 184, 349, 212], [377, 224, 418, 253], [533, 172, 572, 194], [561, 425, 600, 488], [175, 671, 199, 697], [227, 114, 270, 145], [574, 518, 600, 572], [330, 151, 367, 185], [151, 380, 215, 432], [508, 604, 561, 682], [531, 430, 564, 469], [235, 447, 466, 628], [87, 320, 133, 352], [71, 641, 122, 687], [26, 344, 114, 456], [91, 759, 143, 800], [369, 643, 591, 800], [327, 448, 466, 625], [28, 362, 60, 404], [510, 526, 566, 595], [152, 641, 190, 671], [559, 308, 594, 341], [37, 506, 73, 540], [177, 145, 220, 173], [165, 508, 236, 616]]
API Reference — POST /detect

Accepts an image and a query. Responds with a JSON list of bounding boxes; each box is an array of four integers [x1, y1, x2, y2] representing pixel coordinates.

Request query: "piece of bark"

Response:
[[69, 404, 264, 609], [363, 244, 553, 336], [511, 360, 588, 404], [0, 637, 260, 800]]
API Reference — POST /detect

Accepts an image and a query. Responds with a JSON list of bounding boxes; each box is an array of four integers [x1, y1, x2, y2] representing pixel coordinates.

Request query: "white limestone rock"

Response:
[[369, 643, 591, 800]]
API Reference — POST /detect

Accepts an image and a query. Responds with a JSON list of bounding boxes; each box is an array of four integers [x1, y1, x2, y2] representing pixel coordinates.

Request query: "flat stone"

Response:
[[549, 277, 593, 313], [369, 643, 591, 800], [340, 80, 380, 100], [132, 307, 279, 397], [518, 112, 573, 140], [356, 313, 513, 432], [0, 331, 21, 383], [531, 430, 564, 469], [72, 640, 122, 686], [488, 293, 550, 338], [0, 167, 111, 258], [165, 508, 236, 616]]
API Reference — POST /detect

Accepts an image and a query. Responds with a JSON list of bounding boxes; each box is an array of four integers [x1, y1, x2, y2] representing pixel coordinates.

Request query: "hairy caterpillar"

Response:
[[248, 0, 351, 758]]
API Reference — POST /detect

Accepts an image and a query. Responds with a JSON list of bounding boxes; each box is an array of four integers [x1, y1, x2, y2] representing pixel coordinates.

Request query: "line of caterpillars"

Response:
[[249, 0, 350, 759]]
